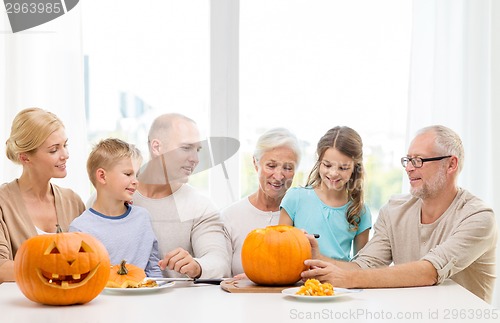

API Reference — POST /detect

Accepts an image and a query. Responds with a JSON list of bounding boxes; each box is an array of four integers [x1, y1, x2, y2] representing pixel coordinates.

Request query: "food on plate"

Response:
[[106, 260, 147, 288], [295, 279, 334, 296], [137, 279, 159, 288]]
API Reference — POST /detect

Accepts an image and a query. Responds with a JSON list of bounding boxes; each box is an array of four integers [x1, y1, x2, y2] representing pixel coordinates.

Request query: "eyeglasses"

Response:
[[400, 155, 452, 168]]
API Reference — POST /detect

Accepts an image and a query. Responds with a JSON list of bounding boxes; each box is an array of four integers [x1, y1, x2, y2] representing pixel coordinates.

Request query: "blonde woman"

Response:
[[0, 108, 85, 282]]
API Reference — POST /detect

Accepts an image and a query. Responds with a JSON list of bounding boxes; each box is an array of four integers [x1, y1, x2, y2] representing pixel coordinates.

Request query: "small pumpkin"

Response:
[[14, 225, 111, 305], [241, 225, 312, 286], [107, 260, 146, 288]]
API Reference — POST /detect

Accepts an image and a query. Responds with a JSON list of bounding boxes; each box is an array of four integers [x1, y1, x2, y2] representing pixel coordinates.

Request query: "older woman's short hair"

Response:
[[253, 127, 301, 164]]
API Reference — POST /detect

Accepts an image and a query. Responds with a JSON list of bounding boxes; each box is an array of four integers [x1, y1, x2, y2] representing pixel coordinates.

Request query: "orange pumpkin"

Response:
[[241, 225, 312, 286], [14, 226, 111, 305], [107, 260, 146, 288]]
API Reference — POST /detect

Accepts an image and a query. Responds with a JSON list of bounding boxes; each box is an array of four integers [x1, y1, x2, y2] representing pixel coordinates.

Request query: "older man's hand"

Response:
[[301, 259, 354, 288]]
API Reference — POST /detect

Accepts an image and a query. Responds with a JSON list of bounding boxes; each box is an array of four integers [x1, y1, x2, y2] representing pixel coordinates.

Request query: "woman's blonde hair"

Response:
[[5, 107, 65, 164], [306, 126, 366, 231]]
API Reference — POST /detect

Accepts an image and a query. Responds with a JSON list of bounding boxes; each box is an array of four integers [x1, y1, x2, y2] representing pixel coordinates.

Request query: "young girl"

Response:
[[279, 126, 371, 261]]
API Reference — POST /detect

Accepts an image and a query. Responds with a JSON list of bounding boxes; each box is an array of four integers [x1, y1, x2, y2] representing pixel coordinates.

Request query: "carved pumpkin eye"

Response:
[[79, 241, 93, 253], [44, 242, 60, 255]]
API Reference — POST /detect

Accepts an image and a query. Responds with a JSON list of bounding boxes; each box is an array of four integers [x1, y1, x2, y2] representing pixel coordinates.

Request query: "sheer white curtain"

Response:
[[0, 8, 89, 200], [407, 0, 500, 306]]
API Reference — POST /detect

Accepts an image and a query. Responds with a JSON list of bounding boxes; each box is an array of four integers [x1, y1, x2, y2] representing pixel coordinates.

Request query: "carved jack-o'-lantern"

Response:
[[14, 226, 110, 305]]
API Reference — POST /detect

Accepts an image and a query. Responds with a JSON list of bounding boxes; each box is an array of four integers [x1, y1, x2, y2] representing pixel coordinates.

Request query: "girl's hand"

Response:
[[305, 233, 321, 259]]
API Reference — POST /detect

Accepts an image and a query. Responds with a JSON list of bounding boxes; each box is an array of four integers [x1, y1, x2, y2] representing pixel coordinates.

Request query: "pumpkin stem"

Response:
[[117, 260, 129, 275], [55, 224, 63, 233]]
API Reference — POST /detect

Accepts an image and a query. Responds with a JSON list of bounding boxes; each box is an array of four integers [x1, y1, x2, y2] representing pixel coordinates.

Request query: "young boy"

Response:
[[70, 138, 162, 277]]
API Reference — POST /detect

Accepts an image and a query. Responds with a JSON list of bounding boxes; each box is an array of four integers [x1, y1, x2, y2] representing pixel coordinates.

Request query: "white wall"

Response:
[[491, 0, 500, 308]]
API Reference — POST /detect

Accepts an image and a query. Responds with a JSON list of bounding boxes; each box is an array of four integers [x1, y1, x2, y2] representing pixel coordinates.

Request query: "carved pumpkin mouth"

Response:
[[36, 264, 101, 289]]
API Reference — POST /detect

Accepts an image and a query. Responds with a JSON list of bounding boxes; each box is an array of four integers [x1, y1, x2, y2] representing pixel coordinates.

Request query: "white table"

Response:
[[0, 280, 497, 323]]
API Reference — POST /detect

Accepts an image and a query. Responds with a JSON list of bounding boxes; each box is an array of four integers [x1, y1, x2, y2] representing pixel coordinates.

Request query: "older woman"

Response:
[[0, 108, 85, 282], [222, 128, 301, 276]]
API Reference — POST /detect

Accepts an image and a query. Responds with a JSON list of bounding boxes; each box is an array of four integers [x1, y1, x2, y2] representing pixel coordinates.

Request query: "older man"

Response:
[[302, 125, 497, 303]]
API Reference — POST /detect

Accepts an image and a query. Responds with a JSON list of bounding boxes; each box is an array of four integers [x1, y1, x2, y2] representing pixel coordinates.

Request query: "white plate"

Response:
[[281, 287, 361, 300], [102, 280, 175, 294]]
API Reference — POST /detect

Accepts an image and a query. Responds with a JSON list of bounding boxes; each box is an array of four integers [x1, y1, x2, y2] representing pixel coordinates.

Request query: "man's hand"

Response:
[[301, 259, 354, 288], [159, 247, 202, 278]]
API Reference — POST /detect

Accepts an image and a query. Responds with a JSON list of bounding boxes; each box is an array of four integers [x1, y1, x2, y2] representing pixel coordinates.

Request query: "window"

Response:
[[81, 0, 210, 199], [239, 0, 412, 215], [81, 0, 412, 213]]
